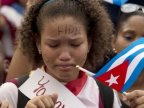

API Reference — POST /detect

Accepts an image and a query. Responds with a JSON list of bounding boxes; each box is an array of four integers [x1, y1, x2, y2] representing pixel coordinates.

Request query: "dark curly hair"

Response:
[[19, 0, 113, 72]]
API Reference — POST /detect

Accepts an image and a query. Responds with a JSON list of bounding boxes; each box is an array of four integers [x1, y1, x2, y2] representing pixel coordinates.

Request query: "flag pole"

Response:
[[76, 65, 95, 76]]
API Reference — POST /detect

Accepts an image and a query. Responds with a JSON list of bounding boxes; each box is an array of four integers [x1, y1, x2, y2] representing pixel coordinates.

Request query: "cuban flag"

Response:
[[93, 37, 144, 92], [103, 0, 128, 6]]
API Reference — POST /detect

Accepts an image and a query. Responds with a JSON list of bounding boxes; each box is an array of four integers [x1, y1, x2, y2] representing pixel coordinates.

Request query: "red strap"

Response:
[[7, 78, 18, 87], [99, 94, 104, 108], [65, 71, 87, 95]]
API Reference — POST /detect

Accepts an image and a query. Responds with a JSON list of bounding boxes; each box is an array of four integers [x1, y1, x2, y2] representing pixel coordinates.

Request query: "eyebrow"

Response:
[[121, 27, 136, 33]]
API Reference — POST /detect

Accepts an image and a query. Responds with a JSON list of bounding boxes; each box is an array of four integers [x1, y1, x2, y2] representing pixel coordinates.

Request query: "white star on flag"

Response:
[[105, 74, 120, 86]]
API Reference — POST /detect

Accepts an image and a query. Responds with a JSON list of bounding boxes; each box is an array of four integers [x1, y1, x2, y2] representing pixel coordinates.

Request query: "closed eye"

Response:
[[48, 44, 59, 48], [70, 41, 83, 47]]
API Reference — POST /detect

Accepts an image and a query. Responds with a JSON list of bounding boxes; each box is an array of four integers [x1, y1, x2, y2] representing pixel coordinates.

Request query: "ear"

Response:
[[35, 34, 41, 54]]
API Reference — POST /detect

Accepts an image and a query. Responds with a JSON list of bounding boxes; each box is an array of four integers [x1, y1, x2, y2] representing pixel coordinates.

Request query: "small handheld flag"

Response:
[[93, 37, 144, 92], [77, 38, 144, 93], [103, 0, 128, 6]]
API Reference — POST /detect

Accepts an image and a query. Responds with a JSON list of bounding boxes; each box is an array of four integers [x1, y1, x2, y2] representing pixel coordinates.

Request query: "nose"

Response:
[[58, 49, 71, 61]]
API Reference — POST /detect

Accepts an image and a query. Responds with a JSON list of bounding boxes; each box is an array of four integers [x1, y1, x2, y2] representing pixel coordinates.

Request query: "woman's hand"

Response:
[[126, 90, 144, 108], [0, 100, 12, 108], [25, 93, 58, 108]]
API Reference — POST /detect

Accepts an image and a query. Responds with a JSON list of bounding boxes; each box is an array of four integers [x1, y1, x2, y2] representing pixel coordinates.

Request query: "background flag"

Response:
[[104, 0, 128, 6], [93, 37, 144, 92]]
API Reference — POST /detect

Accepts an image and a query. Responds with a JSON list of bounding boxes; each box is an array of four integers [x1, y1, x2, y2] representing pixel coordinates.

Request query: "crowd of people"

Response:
[[0, 0, 144, 108]]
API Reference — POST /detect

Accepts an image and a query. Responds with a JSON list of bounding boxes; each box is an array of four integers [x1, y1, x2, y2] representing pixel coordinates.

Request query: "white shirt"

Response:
[[0, 74, 121, 108]]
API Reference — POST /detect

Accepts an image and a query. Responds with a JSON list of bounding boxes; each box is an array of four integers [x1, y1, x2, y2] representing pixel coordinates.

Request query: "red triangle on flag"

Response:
[[96, 60, 129, 92]]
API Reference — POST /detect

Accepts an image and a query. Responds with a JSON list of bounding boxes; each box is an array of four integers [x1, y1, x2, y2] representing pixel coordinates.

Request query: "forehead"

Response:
[[123, 15, 144, 26], [41, 16, 86, 37], [121, 15, 144, 30], [118, 15, 144, 37]]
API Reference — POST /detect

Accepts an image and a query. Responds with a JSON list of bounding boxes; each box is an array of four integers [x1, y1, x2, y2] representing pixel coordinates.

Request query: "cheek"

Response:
[[41, 47, 57, 65], [74, 46, 88, 66], [115, 42, 126, 52], [114, 37, 130, 52]]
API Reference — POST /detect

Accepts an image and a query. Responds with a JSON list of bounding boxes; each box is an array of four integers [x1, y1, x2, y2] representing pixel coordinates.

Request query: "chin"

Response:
[[57, 73, 76, 82]]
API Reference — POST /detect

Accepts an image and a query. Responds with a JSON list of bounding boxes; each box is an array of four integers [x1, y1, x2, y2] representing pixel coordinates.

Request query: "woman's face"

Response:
[[37, 16, 90, 83], [114, 15, 144, 53]]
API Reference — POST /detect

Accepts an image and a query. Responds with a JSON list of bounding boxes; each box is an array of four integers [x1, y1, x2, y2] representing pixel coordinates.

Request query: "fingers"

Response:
[[25, 102, 37, 108], [25, 93, 58, 108], [40, 95, 55, 108], [131, 95, 144, 105], [135, 104, 144, 108], [126, 90, 144, 108], [126, 90, 144, 100], [0, 100, 9, 108], [25, 96, 47, 108], [120, 93, 131, 106], [50, 93, 58, 103], [129, 95, 144, 108]]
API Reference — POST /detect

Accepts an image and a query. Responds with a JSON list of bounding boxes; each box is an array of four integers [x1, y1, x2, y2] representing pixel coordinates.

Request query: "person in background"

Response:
[[0, 0, 27, 61], [0, 0, 27, 81], [6, 0, 41, 81], [0, 0, 27, 27], [0, 0, 15, 6], [112, 3, 144, 108]]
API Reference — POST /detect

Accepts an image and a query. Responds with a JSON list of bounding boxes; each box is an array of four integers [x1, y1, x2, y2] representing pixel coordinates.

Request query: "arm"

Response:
[[7, 47, 33, 81]]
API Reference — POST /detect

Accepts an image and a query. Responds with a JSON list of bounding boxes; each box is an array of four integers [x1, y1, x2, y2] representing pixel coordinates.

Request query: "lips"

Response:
[[55, 64, 75, 71]]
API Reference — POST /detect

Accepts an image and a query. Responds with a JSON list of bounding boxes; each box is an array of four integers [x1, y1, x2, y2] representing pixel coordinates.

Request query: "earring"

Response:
[[113, 48, 117, 53], [38, 50, 41, 54]]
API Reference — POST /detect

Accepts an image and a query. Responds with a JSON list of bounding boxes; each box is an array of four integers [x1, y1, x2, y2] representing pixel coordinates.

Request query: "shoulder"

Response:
[[0, 82, 18, 93], [0, 82, 18, 108]]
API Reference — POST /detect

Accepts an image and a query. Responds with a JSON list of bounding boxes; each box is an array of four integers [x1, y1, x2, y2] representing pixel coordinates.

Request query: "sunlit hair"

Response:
[[19, 0, 113, 72]]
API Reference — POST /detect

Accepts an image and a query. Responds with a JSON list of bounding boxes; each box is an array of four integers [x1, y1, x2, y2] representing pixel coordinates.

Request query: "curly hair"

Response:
[[19, 0, 113, 72]]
